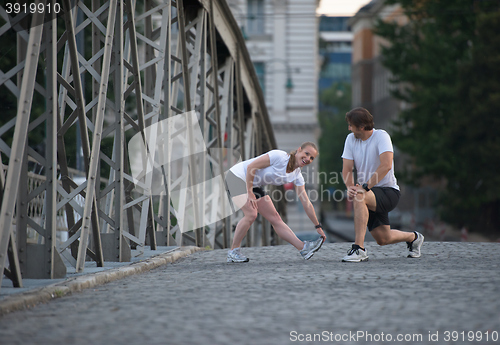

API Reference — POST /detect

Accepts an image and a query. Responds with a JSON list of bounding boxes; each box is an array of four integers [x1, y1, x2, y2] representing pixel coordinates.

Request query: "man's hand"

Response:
[[347, 184, 365, 201]]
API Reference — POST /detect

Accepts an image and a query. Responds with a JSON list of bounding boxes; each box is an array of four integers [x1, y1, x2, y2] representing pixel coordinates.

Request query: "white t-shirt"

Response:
[[341, 129, 399, 190], [229, 150, 305, 187]]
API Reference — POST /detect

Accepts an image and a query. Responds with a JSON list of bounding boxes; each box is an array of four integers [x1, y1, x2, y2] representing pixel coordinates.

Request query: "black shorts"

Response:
[[367, 187, 400, 231], [225, 170, 267, 200]]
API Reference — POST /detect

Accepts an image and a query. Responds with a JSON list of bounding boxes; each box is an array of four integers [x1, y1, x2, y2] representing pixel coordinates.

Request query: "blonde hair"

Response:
[[287, 142, 318, 172]]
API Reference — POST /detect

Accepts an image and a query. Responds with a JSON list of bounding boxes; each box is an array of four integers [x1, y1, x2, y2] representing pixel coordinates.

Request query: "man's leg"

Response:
[[342, 191, 377, 262], [371, 224, 424, 258], [352, 191, 377, 249], [370, 224, 416, 246]]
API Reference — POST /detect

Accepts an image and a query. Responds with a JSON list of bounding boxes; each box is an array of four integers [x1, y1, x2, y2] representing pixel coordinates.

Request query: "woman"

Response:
[[226, 142, 326, 262]]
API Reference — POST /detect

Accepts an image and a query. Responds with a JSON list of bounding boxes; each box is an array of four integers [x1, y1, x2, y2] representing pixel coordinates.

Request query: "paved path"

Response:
[[0, 242, 499, 345], [0, 246, 178, 301]]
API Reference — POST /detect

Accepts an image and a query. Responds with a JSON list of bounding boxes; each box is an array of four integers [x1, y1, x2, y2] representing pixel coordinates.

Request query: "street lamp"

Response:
[[270, 59, 300, 93], [285, 76, 294, 91]]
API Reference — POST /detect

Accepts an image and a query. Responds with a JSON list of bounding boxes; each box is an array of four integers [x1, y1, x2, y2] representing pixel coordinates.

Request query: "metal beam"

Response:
[[75, 0, 117, 272], [0, 0, 280, 289], [0, 0, 46, 288]]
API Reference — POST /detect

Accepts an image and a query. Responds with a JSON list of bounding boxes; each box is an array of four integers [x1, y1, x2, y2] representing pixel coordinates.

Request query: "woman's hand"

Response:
[[316, 226, 326, 242], [247, 191, 257, 209]]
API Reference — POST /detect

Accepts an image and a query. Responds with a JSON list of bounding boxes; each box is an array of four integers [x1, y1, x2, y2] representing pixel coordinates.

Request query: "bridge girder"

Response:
[[0, 0, 279, 290]]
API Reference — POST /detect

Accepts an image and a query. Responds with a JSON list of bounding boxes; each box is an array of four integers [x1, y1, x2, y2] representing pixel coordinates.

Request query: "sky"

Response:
[[317, 0, 373, 16]]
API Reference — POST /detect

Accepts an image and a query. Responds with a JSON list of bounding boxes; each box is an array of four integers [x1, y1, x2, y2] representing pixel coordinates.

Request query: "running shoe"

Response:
[[407, 231, 424, 258], [227, 248, 249, 263], [342, 244, 369, 262], [299, 237, 324, 260]]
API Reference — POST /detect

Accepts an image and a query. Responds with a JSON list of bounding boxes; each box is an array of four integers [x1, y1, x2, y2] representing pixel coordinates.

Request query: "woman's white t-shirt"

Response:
[[229, 150, 305, 187], [341, 129, 399, 190]]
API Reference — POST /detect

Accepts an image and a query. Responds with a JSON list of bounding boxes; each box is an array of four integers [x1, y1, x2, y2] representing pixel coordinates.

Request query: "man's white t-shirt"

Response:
[[341, 129, 399, 190], [229, 150, 305, 187]]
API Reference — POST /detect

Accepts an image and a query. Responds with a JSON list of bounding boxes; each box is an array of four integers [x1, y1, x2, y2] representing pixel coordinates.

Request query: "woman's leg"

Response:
[[256, 196, 304, 250], [231, 194, 258, 250]]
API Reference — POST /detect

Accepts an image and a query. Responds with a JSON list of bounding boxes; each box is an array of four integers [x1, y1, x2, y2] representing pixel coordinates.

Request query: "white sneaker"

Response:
[[299, 237, 324, 260], [407, 231, 424, 258], [342, 244, 369, 262], [227, 248, 249, 263]]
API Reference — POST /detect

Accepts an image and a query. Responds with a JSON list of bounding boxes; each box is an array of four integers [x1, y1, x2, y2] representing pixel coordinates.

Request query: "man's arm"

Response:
[[365, 151, 392, 190], [343, 158, 359, 200], [342, 158, 355, 188]]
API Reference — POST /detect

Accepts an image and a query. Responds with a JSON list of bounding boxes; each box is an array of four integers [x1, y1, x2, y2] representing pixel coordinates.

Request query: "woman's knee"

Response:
[[244, 209, 258, 222]]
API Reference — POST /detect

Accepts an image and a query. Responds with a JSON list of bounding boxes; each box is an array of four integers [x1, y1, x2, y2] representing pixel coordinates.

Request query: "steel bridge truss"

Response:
[[0, 0, 279, 290]]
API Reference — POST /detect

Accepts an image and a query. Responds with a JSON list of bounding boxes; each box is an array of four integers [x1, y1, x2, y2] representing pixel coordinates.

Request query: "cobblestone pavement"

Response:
[[0, 242, 499, 345]]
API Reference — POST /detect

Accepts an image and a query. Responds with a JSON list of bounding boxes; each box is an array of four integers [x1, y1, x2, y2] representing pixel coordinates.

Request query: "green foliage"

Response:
[[375, 0, 500, 234], [317, 82, 351, 189], [443, 10, 500, 235]]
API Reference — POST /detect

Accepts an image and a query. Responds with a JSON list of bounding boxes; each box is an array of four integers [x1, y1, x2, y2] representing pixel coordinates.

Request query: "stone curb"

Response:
[[0, 246, 204, 316]]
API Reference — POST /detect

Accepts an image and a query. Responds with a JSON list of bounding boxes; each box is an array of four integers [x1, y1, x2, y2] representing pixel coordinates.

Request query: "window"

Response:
[[253, 62, 265, 93], [320, 64, 351, 80], [247, 0, 265, 36], [319, 16, 350, 32]]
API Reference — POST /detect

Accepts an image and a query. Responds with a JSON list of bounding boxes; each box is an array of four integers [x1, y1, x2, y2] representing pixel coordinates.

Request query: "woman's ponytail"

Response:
[[287, 149, 297, 173]]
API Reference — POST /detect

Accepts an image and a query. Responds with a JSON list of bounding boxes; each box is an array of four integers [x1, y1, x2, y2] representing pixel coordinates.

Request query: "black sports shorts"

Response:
[[225, 170, 267, 200], [367, 187, 400, 231]]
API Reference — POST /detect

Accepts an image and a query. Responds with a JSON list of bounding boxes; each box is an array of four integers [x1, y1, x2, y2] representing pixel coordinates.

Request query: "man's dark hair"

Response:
[[345, 107, 374, 130]]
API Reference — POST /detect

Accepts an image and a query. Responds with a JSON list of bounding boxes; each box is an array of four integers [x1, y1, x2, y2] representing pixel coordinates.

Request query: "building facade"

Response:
[[350, 0, 405, 130], [227, 0, 319, 156], [318, 15, 352, 103]]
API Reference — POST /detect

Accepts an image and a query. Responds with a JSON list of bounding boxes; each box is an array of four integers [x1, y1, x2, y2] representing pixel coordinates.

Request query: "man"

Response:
[[341, 107, 424, 262]]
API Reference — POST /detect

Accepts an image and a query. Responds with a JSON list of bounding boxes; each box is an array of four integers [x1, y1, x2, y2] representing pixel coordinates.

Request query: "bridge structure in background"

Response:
[[0, 0, 282, 292]]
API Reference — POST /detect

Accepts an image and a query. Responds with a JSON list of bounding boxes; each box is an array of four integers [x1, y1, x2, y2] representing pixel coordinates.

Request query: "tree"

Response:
[[374, 0, 500, 235], [445, 10, 500, 236], [318, 82, 351, 190]]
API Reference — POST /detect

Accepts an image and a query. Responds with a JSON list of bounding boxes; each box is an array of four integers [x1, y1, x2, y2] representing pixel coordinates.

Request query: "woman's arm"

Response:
[[296, 184, 326, 241], [245, 154, 271, 208]]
